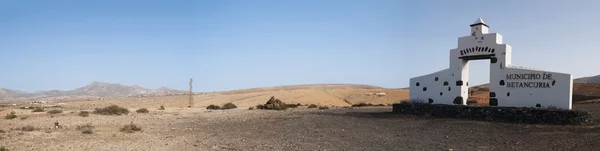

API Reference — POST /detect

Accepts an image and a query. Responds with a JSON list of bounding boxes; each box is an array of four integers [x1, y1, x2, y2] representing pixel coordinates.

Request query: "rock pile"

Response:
[[256, 96, 299, 110], [392, 102, 593, 125]]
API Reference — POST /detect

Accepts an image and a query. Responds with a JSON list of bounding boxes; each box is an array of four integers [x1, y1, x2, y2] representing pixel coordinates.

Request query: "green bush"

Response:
[[221, 103, 237, 110], [308, 104, 318, 108], [4, 114, 16, 120], [206, 104, 221, 110], [93, 105, 129, 115], [136, 108, 149, 113], [78, 111, 90, 117], [120, 122, 142, 133], [32, 107, 45, 112], [47, 109, 63, 114]]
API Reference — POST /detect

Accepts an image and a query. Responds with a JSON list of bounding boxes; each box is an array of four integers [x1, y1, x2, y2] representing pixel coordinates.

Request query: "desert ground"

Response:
[[1, 84, 600, 151]]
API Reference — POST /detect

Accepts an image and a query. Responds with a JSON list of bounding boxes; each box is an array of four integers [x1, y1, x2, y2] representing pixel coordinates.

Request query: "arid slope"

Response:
[[61, 84, 409, 110]]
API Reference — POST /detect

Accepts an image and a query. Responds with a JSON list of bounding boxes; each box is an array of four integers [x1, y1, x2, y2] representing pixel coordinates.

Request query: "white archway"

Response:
[[409, 18, 573, 109]]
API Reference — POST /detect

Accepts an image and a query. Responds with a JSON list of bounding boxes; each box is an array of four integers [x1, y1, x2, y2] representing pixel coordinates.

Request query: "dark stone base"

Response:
[[392, 102, 593, 125]]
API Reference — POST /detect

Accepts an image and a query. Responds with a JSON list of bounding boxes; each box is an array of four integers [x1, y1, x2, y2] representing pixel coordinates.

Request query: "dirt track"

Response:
[[2, 104, 600, 151]]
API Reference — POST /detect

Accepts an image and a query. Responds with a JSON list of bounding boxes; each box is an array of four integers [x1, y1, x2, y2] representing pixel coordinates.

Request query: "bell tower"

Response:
[[470, 18, 489, 35]]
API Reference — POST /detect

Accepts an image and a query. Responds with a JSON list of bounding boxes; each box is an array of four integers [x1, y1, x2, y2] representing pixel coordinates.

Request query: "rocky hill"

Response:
[[69, 82, 150, 97], [574, 75, 600, 84], [0, 82, 187, 101], [0, 88, 29, 98]]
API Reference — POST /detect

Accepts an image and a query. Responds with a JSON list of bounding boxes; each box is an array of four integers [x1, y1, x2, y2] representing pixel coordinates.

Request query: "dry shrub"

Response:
[[32, 107, 45, 112], [93, 105, 129, 115], [352, 102, 374, 107], [4, 114, 16, 120], [466, 100, 478, 105], [158, 105, 165, 110], [248, 107, 255, 110], [308, 104, 318, 108], [77, 124, 95, 134], [256, 104, 265, 109], [47, 109, 63, 114], [120, 122, 142, 133], [0, 129, 6, 133], [221, 103, 237, 110], [136, 108, 149, 113], [78, 111, 90, 117], [19, 116, 27, 120], [0, 146, 7, 151], [206, 105, 220, 110], [285, 103, 299, 108], [351, 103, 386, 107], [19, 125, 35, 131], [318, 106, 329, 110]]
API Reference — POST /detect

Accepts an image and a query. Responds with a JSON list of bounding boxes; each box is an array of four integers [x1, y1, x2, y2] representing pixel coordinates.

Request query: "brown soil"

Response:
[[1, 103, 599, 150], [58, 85, 409, 109], [1, 84, 599, 150]]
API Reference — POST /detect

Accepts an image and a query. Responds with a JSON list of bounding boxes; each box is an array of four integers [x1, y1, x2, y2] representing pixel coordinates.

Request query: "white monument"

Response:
[[409, 18, 573, 109]]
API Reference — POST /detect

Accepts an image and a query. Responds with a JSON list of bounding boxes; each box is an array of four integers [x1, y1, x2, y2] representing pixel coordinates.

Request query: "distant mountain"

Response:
[[70, 82, 149, 97], [0, 88, 29, 98], [574, 75, 600, 84], [157, 86, 183, 92], [0, 82, 187, 101]]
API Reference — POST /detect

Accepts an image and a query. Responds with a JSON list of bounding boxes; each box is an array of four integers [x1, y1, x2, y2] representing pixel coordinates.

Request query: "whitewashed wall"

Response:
[[409, 18, 573, 109]]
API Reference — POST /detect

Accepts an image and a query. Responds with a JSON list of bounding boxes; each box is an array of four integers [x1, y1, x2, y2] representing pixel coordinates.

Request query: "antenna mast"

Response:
[[188, 78, 194, 108]]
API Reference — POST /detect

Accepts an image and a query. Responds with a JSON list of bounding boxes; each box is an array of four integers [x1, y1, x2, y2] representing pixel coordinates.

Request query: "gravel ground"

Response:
[[1, 104, 600, 151]]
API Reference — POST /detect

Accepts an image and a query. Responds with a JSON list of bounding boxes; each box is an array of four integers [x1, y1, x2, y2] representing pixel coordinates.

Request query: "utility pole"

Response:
[[188, 78, 194, 108]]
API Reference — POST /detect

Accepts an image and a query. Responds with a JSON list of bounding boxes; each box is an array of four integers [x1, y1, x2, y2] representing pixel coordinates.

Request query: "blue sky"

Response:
[[1, 0, 599, 92]]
